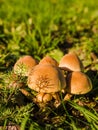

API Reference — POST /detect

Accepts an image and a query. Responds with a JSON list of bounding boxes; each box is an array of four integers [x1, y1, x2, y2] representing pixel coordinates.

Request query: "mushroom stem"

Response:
[[63, 93, 72, 101], [53, 93, 61, 107], [20, 88, 34, 101], [36, 92, 44, 103], [43, 93, 52, 103]]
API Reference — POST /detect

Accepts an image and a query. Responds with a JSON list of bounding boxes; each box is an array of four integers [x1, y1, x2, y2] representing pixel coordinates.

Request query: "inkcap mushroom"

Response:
[[39, 56, 58, 66], [27, 64, 66, 107], [59, 52, 84, 72], [13, 55, 38, 76], [64, 71, 92, 101]]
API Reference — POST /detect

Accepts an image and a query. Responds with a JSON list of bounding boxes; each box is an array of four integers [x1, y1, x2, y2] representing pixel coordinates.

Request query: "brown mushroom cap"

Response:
[[59, 52, 84, 71], [66, 71, 92, 95], [27, 64, 66, 93], [39, 56, 58, 66], [13, 55, 38, 76]]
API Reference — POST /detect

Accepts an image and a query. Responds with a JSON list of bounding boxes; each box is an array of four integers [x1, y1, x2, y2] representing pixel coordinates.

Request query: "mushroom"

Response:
[[36, 92, 52, 103], [64, 71, 92, 101], [39, 56, 58, 66], [13, 55, 38, 76], [59, 52, 84, 72], [27, 64, 66, 107]]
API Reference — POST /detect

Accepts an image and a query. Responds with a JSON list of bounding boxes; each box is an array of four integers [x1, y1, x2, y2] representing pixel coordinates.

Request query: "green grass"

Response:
[[0, 0, 98, 129]]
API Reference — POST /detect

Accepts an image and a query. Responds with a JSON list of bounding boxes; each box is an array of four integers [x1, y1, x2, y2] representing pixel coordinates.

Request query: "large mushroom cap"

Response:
[[59, 52, 84, 71], [27, 64, 66, 93], [13, 55, 38, 76], [66, 71, 92, 95], [39, 56, 58, 66]]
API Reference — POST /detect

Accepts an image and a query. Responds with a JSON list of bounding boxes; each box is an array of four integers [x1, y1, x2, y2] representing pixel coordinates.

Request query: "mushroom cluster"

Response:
[[11, 52, 92, 107], [59, 52, 92, 101]]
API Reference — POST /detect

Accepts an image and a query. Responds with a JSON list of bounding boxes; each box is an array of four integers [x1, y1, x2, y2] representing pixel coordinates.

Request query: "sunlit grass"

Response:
[[69, 100, 98, 130]]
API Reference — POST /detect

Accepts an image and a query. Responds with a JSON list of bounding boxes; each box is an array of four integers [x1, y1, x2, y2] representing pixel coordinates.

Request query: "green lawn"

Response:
[[0, 0, 98, 129]]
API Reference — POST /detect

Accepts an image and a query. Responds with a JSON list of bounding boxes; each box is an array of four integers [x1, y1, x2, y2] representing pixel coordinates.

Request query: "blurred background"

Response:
[[0, 0, 98, 70]]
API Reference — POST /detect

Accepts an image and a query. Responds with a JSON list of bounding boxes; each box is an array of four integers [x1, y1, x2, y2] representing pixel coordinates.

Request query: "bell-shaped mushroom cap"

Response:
[[27, 64, 66, 93], [39, 56, 58, 66], [66, 71, 92, 95], [59, 52, 84, 71], [13, 55, 38, 76]]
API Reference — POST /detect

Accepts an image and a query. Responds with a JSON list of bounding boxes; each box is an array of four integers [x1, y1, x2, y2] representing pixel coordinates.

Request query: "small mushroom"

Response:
[[27, 64, 66, 107], [13, 55, 38, 76], [59, 52, 84, 72], [64, 71, 92, 101], [43, 93, 53, 103], [39, 56, 58, 66], [36, 92, 52, 103]]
